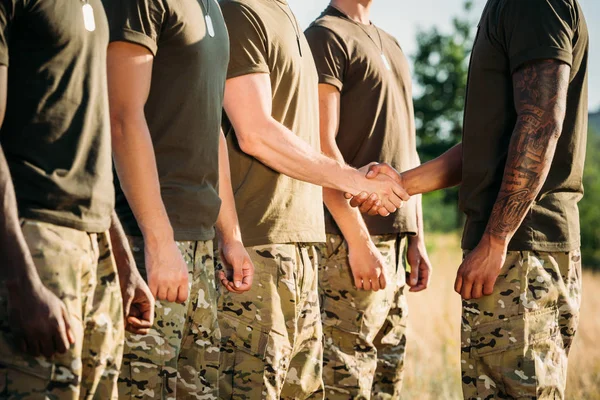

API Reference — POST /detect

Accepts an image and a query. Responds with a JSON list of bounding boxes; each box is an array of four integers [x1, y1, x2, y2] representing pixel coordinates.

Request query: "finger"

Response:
[[39, 335, 54, 358], [62, 306, 76, 346], [471, 281, 484, 299], [148, 279, 159, 300], [165, 287, 177, 303], [387, 193, 403, 209], [344, 192, 353, 200], [157, 284, 168, 301], [362, 279, 372, 291], [376, 205, 391, 217], [382, 199, 398, 214], [454, 273, 463, 295], [483, 278, 497, 296], [127, 316, 153, 329], [368, 163, 399, 182], [371, 278, 381, 292], [408, 262, 419, 287], [391, 185, 410, 202], [126, 327, 151, 335], [367, 201, 382, 216], [461, 279, 474, 300], [54, 318, 69, 354], [353, 275, 363, 290], [379, 272, 387, 290], [349, 192, 369, 208], [242, 262, 254, 288], [122, 295, 134, 319], [28, 338, 41, 358], [232, 262, 244, 289], [360, 194, 379, 214], [176, 284, 189, 304]]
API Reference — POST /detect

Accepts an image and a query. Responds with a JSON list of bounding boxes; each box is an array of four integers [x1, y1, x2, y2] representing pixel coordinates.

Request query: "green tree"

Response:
[[580, 128, 600, 269], [412, 0, 475, 231]]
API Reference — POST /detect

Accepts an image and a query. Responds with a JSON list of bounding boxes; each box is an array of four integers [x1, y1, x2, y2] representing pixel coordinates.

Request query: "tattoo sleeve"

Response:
[[484, 59, 570, 241]]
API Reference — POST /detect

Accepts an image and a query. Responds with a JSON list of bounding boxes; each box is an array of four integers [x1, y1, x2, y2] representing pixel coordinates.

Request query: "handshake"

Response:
[[346, 162, 409, 216]]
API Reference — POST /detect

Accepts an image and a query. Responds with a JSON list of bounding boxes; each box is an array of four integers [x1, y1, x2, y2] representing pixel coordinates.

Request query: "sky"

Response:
[[289, 0, 600, 112]]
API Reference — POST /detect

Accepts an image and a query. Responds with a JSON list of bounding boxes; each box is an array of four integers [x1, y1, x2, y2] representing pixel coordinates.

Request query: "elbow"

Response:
[[235, 120, 270, 158]]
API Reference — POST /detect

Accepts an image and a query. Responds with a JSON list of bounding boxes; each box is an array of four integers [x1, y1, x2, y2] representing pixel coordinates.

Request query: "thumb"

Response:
[[408, 260, 419, 287], [233, 258, 244, 288], [366, 163, 382, 178]]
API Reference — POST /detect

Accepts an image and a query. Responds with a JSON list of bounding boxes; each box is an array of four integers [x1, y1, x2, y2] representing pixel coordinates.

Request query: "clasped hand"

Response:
[[346, 162, 408, 216]]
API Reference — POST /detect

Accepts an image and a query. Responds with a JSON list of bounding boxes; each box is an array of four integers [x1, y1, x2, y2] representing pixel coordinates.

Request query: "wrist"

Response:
[[480, 232, 509, 252], [217, 224, 243, 247], [346, 230, 374, 250], [141, 223, 174, 247]]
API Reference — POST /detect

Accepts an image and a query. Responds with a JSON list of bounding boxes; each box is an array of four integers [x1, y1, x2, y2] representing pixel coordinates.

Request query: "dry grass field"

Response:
[[401, 234, 600, 400]]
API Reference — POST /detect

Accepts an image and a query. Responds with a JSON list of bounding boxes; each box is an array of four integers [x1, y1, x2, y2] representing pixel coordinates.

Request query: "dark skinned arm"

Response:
[[455, 59, 570, 300], [0, 65, 76, 357]]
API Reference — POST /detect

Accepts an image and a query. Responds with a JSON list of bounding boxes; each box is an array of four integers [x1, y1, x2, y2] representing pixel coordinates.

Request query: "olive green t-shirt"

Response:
[[305, 6, 419, 236], [0, 0, 114, 232], [103, 0, 229, 241], [220, 0, 325, 247], [460, 0, 589, 251]]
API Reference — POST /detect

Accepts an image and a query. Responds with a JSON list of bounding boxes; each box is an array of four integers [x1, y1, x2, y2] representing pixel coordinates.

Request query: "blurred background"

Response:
[[290, 0, 600, 398]]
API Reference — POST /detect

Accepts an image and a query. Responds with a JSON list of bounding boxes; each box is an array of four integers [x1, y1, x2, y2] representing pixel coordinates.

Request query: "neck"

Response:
[[330, 0, 372, 25]]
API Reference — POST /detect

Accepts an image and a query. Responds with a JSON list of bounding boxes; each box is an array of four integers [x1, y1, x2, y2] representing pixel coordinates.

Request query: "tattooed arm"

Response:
[[454, 59, 570, 300]]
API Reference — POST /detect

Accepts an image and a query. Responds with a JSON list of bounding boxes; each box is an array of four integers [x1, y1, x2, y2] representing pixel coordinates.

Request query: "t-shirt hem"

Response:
[[110, 29, 158, 56], [227, 65, 270, 80], [18, 210, 111, 233], [241, 231, 326, 248], [462, 239, 580, 253], [510, 47, 573, 74], [0, 54, 8, 67]]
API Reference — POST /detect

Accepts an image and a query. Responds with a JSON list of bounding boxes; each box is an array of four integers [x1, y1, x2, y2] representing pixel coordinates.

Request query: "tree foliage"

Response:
[[580, 128, 600, 269], [413, 0, 474, 230]]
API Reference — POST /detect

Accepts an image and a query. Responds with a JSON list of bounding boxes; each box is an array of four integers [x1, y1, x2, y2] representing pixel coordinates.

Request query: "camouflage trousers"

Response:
[[218, 243, 324, 400], [461, 250, 582, 400], [316, 234, 408, 400], [118, 238, 219, 400], [0, 219, 124, 399]]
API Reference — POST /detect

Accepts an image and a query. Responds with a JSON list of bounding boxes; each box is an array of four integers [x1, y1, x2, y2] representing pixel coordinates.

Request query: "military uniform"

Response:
[[102, 0, 230, 397], [219, 0, 326, 398], [459, 0, 588, 398], [305, 6, 421, 398], [0, 0, 124, 398]]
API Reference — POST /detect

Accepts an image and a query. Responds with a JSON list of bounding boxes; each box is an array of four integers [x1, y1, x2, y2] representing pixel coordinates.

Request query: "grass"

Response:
[[401, 233, 600, 399]]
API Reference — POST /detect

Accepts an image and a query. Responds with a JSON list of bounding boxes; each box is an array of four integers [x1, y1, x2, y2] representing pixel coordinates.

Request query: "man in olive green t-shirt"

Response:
[[0, 1, 154, 399], [304, 1, 432, 398], [351, 0, 589, 398], [218, 0, 409, 399], [102, 0, 253, 398]]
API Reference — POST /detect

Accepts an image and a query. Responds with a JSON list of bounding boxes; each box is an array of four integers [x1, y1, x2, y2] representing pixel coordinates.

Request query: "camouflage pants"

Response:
[[118, 238, 219, 400], [218, 243, 323, 400], [0, 219, 124, 399], [461, 250, 582, 400], [316, 234, 408, 400]]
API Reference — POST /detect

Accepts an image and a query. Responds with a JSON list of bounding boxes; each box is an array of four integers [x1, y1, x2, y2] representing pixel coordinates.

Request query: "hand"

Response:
[[406, 236, 432, 292], [347, 163, 407, 216], [347, 240, 387, 291], [120, 272, 155, 335], [218, 240, 254, 294], [454, 234, 506, 300], [7, 282, 75, 358], [145, 240, 189, 303]]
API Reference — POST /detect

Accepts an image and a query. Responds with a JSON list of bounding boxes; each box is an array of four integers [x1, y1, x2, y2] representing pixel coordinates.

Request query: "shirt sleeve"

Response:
[[304, 25, 347, 91], [497, 0, 575, 73], [101, 0, 166, 56], [0, 0, 17, 66], [220, 1, 269, 79]]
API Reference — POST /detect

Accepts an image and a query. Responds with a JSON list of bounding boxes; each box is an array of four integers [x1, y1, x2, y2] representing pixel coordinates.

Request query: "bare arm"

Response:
[[107, 41, 188, 304], [215, 130, 254, 294], [223, 73, 408, 215], [318, 84, 386, 291], [349, 143, 462, 213], [0, 66, 75, 357], [455, 59, 570, 300], [484, 59, 569, 243]]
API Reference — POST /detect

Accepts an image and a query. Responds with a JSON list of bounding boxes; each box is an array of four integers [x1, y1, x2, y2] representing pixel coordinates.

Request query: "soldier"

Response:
[[218, 0, 409, 398], [304, 0, 432, 398], [351, 0, 589, 398], [101, 0, 253, 398], [0, 1, 154, 398]]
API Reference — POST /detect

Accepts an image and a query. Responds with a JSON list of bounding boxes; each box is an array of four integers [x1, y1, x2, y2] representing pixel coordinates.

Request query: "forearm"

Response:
[[111, 114, 173, 243], [241, 118, 368, 195], [484, 59, 569, 247], [401, 143, 463, 196], [216, 131, 242, 245], [108, 210, 137, 283], [0, 148, 39, 290]]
